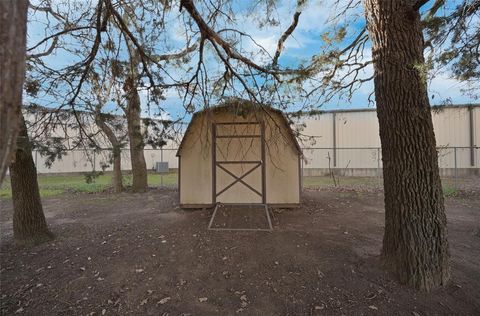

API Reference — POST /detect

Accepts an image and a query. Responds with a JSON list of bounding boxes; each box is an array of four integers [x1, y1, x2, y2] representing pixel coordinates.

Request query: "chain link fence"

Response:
[[28, 146, 479, 190], [300, 147, 479, 191], [33, 148, 179, 174]]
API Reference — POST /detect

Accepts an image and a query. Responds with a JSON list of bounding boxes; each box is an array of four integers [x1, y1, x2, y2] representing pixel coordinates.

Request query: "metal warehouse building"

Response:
[[25, 104, 479, 176], [299, 104, 479, 176]]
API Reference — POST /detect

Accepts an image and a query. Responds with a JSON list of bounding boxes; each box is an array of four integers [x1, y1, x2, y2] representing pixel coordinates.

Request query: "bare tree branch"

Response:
[[27, 37, 58, 59], [413, 0, 431, 11], [272, 11, 301, 67], [180, 0, 280, 78], [27, 26, 94, 52]]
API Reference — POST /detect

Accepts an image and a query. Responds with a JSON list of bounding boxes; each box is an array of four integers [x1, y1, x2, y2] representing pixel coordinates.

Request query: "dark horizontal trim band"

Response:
[[215, 122, 260, 125], [216, 161, 262, 164], [215, 135, 261, 138]]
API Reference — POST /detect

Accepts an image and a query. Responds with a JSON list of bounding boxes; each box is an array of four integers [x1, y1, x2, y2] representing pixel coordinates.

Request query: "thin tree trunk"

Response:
[[95, 115, 123, 193], [0, 0, 28, 184], [122, 30, 148, 193], [125, 77, 148, 192], [112, 146, 123, 192], [10, 114, 53, 245], [364, 0, 450, 291]]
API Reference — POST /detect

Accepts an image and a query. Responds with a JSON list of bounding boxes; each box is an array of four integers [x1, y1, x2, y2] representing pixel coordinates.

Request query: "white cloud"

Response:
[[428, 74, 475, 105], [233, 0, 334, 62], [251, 35, 278, 55]]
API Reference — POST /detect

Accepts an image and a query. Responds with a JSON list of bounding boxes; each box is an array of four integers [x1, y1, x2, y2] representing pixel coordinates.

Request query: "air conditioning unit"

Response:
[[155, 162, 169, 173]]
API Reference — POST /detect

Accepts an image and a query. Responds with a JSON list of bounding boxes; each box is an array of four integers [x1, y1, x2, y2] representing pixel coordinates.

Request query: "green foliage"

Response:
[[143, 118, 174, 149], [33, 137, 68, 168], [320, 27, 347, 45], [24, 79, 41, 97], [423, 0, 480, 98], [110, 59, 126, 78], [104, 39, 116, 52], [84, 170, 104, 184]]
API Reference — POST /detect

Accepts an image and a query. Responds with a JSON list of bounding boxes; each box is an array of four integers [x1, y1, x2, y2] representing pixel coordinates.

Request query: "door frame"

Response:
[[212, 121, 266, 204]]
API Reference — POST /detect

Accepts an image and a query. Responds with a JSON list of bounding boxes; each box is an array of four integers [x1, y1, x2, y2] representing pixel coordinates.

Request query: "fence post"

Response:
[[454, 147, 457, 189], [377, 147, 380, 178], [332, 113, 337, 167], [93, 150, 96, 173], [160, 147, 164, 187]]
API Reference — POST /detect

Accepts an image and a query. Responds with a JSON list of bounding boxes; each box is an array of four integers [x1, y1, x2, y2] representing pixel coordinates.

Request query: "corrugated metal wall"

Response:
[[300, 105, 479, 171], [301, 106, 478, 148], [29, 105, 479, 174]]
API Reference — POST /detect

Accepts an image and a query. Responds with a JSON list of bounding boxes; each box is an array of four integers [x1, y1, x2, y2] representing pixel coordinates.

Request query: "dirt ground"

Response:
[[1, 187, 479, 315]]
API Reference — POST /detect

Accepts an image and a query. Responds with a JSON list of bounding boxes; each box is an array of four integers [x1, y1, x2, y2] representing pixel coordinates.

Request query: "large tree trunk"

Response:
[[364, 0, 450, 291], [125, 77, 148, 192], [95, 115, 124, 193], [0, 0, 28, 184], [10, 114, 53, 245]]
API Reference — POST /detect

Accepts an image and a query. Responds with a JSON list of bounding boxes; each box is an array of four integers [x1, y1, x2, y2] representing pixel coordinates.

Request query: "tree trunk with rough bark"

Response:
[[0, 0, 28, 184], [364, 0, 450, 291], [125, 77, 148, 192], [95, 115, 124, 193], [10, 114, 53, 245]]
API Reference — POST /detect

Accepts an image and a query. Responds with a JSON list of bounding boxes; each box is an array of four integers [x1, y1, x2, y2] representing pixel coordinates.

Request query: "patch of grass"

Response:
[[117, 173, 178, 188], [38, 189, 65, 197], [441, 178, 460, 197], [147, 173, 178, 187], [0, 172, 178, 199], [442, 185, 457, 197], [0, 188, 12, 199], [1, 173, 461, 199]]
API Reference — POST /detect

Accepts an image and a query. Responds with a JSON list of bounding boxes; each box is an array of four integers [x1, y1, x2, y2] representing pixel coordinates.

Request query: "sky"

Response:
[[27, 0, 478, 122]]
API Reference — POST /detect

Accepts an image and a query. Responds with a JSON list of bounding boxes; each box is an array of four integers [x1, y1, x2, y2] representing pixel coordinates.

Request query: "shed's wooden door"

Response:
[[213, 122, 265, 204]]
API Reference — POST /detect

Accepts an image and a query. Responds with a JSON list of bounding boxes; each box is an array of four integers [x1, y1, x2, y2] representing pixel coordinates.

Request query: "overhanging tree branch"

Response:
[[272, 11, 301, 67], [179, 0, 280, 79], [413, 0, 431, 11], [27, 26, 95, 52]]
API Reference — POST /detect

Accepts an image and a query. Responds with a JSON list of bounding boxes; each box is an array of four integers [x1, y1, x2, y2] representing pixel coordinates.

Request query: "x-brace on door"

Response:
[[212, 122, 266, 204]]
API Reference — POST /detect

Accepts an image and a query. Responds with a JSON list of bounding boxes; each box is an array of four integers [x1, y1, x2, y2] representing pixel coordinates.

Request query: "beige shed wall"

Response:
[[265, 144, 300, 204], [179, 110, 300, 206], [264, 114, 300, 204], [179, 115, 213, 205]]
